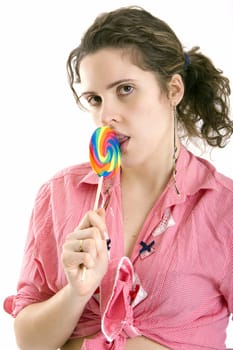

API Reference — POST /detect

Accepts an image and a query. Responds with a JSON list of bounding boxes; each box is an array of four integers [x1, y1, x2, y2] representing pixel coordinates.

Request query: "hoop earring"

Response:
[[173, 106, 180, 196]]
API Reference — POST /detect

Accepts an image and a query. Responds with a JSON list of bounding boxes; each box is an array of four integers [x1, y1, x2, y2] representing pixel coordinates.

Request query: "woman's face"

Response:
[[78, 48, 179, 169]]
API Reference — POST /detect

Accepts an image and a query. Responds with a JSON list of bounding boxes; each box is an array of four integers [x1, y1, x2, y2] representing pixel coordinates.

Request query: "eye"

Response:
[[79, 94, 102, 111], [87, 95, 102, 106], [118, 85, 134, 95]]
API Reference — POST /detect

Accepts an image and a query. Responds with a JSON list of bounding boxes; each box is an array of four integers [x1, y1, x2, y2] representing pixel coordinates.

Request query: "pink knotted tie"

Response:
[[81, 256, 147, 350]]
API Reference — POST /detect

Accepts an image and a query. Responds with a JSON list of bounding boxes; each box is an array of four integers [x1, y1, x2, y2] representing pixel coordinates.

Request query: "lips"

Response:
[[115, 132, 129, 145], [115, 132, 130, 152]]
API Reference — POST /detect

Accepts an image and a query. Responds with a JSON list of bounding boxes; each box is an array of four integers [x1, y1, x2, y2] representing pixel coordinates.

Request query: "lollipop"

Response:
[[81, 126, 121, 281], [89, 126, 121, 209], [89, 126, 121, 177]]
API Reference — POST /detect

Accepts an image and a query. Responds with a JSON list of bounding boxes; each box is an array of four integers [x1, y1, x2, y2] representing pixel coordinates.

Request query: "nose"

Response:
[[101, 113, 117, 126], [98, 99, 119, 126]]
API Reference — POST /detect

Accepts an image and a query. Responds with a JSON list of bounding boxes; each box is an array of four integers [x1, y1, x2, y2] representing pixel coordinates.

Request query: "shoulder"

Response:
[[214, 169, 233, 194], [31, 162, 96, 237], [196, 154, 233, 198], [180, 146, 233, 195], [211, 170, 233, 224], [195, 155, 233, 230], [51, 162, 92, 182], [179, 147, 233, 226], [34, 162, 94, 203]]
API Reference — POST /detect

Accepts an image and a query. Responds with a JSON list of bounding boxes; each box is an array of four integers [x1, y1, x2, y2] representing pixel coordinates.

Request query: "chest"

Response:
[[121, 193, 158, 257], [107, 189, 226, 295], [105, 185, 227, 295]]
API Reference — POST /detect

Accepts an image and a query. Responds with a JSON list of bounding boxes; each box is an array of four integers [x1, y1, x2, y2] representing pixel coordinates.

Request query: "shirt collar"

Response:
[[176, 144, 216, 195], [77, 164, 121, 190], [78, 144, 216, 204]]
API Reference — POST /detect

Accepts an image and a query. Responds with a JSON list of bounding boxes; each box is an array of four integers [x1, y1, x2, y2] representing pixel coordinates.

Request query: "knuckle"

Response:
[[87, 239, 96, 251], [65, 231, 77, 241], [90, 226, 99, 239], [83, 252, 95, 268], [62, 240, 72, 253], [85, 210, 93, 220], [61, 250, 70, 266], [85, 240, 97, 258], [61, 242, 68, 255]]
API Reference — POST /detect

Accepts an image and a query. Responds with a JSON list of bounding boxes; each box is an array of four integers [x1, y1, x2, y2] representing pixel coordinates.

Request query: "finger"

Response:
[[64, 238, 98, 259], [62, 251, 95, 270], [76, 210, 108, 240], [66, 227, 103, 254], [68, 227, 100, 240]]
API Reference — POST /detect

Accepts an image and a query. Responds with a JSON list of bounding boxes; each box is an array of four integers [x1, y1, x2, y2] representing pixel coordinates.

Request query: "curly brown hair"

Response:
[[67, 6, 233, 148]]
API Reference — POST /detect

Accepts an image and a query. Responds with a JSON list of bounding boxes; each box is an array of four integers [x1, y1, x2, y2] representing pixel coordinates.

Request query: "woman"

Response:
[[4, 6, 233, 350]]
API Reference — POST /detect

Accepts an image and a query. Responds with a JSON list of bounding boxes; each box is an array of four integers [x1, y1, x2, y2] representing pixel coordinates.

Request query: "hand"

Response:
[[61, 208, 109, 297]]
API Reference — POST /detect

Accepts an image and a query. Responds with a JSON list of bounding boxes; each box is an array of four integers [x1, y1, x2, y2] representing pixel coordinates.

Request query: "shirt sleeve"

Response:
[[3, 182, 56, 317]]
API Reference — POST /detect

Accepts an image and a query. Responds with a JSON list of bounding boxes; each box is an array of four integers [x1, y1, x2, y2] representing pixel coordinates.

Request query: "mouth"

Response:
[[115, 132, 130, 152], [115, 132, 129, 144]]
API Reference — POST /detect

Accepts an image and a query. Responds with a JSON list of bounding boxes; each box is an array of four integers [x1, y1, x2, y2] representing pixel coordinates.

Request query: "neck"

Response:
[[121, 140, 181, 197]]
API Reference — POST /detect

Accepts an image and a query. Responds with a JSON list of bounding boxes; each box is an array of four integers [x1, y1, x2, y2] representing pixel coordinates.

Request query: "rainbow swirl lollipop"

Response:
[[89, 126, 121, 178], [80, 126, 120, 280]]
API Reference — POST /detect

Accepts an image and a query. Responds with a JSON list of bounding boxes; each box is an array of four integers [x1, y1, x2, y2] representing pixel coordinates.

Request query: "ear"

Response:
[[168, 74, 184, 105]]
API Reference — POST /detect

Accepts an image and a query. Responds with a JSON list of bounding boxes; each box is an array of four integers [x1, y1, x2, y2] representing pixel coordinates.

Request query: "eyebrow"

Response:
[[79, 79, 136, 97]]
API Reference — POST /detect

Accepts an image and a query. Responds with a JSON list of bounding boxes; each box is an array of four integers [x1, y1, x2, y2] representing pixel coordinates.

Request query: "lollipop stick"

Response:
[[94, 176, 103, 210], [81, 176, 103, 281], [81, 264, 86, 281]]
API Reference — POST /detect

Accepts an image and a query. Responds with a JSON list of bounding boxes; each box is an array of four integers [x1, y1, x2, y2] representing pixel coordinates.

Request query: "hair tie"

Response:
[[184, 52, 190, 69]]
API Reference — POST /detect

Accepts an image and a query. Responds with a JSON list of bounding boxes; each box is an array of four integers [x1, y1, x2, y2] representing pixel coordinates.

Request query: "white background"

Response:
[[0, 0, 232, 348]]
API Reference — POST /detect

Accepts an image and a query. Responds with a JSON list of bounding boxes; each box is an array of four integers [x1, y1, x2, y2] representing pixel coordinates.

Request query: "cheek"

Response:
[[90, 113, 102, 127], [135, 105, 172, 144]]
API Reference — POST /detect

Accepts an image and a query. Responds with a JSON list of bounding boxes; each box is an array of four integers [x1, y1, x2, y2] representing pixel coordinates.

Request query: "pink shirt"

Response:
[[4, 145, 233, 349]]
